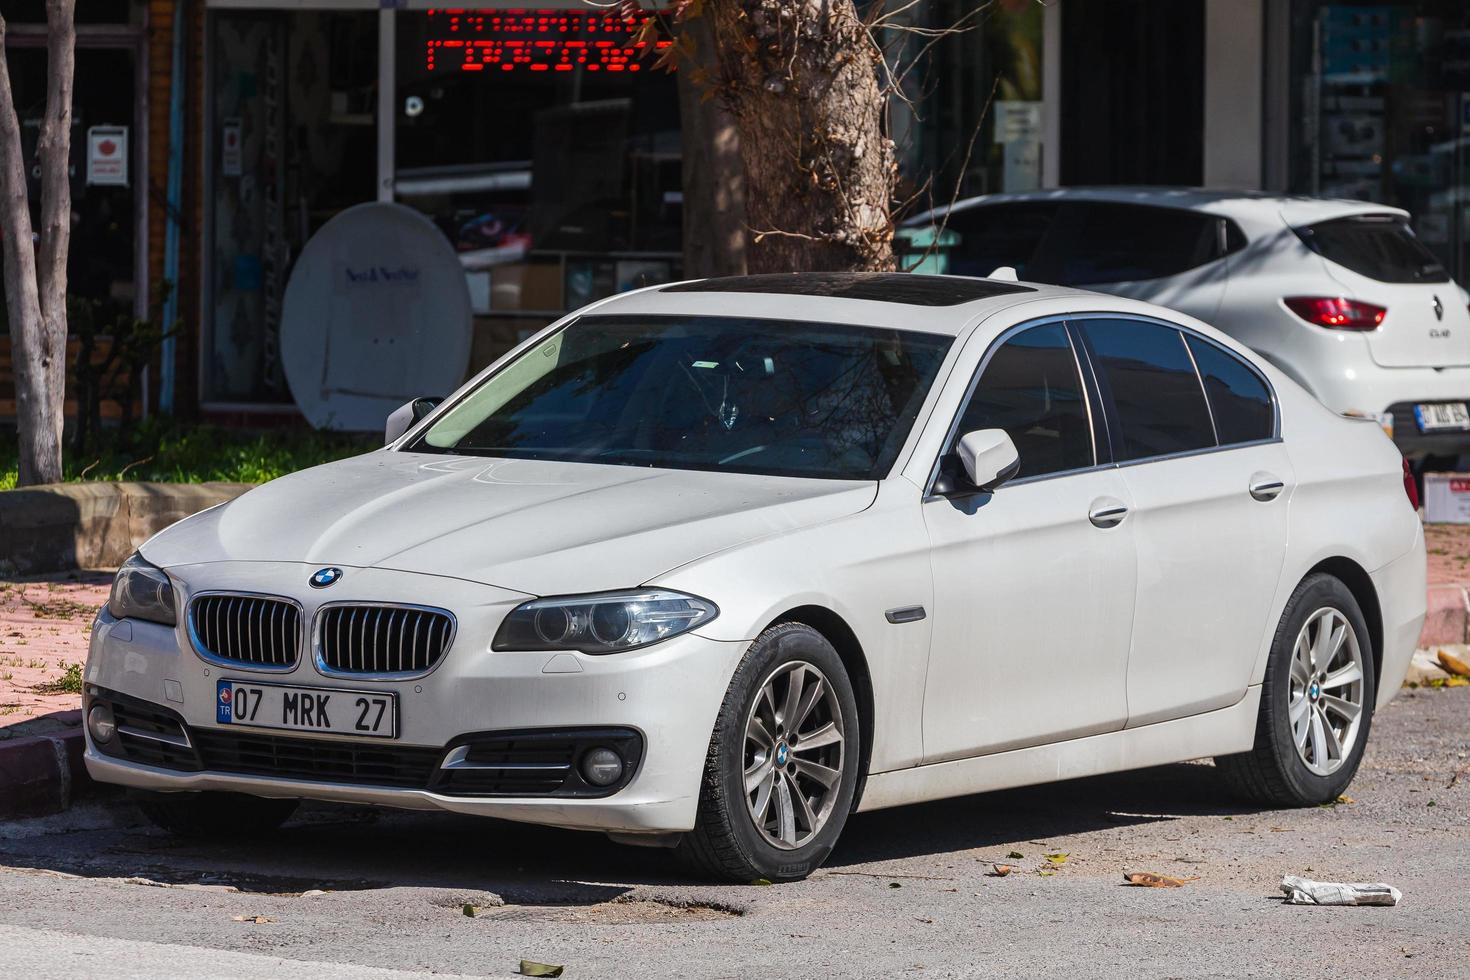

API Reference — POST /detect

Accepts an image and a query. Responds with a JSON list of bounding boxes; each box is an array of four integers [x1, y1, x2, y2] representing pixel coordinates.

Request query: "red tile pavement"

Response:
[[0, 573, 109, 735]]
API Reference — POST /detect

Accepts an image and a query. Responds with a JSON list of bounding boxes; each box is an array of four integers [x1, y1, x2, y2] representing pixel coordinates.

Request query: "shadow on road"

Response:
[[0, 760, 1260, 896]]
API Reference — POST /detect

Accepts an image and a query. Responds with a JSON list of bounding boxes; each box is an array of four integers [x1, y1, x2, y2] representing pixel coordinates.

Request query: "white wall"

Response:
[[1203, 0, 1264, 189]]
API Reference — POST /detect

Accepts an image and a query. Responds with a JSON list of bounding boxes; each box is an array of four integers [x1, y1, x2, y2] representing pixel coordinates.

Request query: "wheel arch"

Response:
[[764, 604, 875, 810], [1305, 556, 1383, 686]]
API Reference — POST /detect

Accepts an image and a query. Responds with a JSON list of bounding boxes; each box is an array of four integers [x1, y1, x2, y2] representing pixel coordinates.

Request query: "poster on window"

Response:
[[86, 126, 128, 187]]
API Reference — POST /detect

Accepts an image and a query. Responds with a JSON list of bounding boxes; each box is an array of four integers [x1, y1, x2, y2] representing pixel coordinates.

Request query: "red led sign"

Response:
[[422, 8, 672, 73]]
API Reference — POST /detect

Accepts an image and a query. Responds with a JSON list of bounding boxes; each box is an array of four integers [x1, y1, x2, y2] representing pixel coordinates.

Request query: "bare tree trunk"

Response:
[[0, 2, 73, 486], [677, 13, 747, 279], [704, 0, 895, 273]]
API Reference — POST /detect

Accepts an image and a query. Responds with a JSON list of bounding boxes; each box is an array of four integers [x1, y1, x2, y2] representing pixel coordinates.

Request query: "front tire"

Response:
[[137, 791, 299, 838], [1215, 573, 1376, 806], [677, 622, 860, 882]]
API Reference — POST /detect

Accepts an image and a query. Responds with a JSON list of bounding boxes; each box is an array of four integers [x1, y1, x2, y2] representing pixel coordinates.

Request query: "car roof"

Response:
[[906, 186, 1410, 229], [579, 272, 1128, 338]]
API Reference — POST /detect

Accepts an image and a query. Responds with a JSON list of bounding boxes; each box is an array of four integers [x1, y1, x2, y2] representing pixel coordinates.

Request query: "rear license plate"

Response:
[[1414, 402, 1470, 432], [216, 679, 397, 739]]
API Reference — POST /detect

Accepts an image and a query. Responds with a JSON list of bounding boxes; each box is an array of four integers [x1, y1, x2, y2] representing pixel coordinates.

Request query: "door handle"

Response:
[[1249, 473, 1285, 502], [1088, 499, 1129, 528]]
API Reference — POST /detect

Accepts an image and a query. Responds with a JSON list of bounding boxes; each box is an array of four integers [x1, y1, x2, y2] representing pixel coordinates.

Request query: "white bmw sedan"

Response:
[[84, 273, 1426, 883]]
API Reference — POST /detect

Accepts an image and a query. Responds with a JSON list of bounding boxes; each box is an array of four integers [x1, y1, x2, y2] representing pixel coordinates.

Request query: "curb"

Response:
[[0, 712, 94, 819], [0, 480, 255, 576]]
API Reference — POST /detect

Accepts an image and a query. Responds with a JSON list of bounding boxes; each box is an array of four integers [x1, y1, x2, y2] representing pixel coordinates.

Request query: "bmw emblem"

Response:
[[775, 743, 789, 766], [310, 567, 343, 589]]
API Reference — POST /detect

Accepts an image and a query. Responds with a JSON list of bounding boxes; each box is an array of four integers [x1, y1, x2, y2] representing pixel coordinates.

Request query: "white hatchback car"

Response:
[[906, 189, 1470, 462], [84, 273, 1426, 883]]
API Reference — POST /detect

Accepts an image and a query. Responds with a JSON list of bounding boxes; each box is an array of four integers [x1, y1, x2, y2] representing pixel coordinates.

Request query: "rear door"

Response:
[[1075, 316, 1292, 727], [1297, 213, 1470, 368]]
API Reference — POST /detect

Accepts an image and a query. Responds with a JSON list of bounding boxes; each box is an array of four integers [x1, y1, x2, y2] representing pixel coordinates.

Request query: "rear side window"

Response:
[[1185, 336, 1275, 445], [1296, 215, 1449, 284], [1050, 203, 1228, 286], [1079, 318, 1215, 461], [941, 203, 1060, 279], [954, 322, 1094, 479]]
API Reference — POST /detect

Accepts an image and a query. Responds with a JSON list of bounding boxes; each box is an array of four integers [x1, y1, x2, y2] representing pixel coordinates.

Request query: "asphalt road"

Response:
[[1, 687, 1467, 980]]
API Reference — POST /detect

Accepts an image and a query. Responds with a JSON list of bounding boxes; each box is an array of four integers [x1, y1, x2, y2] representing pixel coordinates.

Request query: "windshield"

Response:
[[411, 315, 953, 480]]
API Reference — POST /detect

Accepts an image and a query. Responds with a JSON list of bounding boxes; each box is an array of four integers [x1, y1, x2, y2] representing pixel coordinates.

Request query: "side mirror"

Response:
[[384, 397, 443, 446], [952, 428, 1020, 493]]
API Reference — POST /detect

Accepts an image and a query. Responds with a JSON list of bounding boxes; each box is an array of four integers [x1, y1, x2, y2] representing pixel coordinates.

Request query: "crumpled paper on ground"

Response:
[[1280, 875, 1401, 906]]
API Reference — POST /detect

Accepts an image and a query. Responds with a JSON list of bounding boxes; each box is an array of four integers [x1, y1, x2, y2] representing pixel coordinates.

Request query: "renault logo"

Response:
[[1433, 295, 1444, 321], [310, 567, 343, 589]]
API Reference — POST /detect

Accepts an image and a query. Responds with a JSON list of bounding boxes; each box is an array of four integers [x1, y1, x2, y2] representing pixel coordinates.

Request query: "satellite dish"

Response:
[[281, 202, 473, 431]]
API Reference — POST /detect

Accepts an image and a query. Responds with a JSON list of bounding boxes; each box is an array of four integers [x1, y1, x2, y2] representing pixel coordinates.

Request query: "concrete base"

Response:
[[0, 481, 253, 575]]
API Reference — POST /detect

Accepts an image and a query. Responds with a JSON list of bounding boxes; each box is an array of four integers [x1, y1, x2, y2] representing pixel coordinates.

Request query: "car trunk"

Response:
[[1299, 213, 1470, 369]]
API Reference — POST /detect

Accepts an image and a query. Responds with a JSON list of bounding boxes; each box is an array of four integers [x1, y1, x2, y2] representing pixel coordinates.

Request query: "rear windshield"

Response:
[[1295, 215, 1450, 284]]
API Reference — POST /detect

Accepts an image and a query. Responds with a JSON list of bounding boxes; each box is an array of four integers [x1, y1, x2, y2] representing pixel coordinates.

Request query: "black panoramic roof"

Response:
[[661, 272, 1034, 307]]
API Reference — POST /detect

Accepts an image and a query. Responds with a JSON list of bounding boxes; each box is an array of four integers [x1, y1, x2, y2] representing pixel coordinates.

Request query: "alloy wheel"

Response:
[[742, 660, 846, 849], [1288, 606, 1366, 777]]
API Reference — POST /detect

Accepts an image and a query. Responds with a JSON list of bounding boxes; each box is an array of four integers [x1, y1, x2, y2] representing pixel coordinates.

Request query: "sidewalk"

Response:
[[0, 573, 109, 730]]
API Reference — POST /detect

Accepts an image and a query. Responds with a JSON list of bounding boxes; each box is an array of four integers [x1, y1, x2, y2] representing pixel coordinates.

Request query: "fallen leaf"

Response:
[[748, 878, 772, 886], [889, 881, 903, 889], [1437, 649, 1470, 677], [1336, 795, 1355, 805], [989, 864, 1013, 877], [1123, 872, 1198, 888], [519, 962, 564, 978], [231, 915, 274, 924], [1446, 677, 1469, 688], [1037, 869, 1055, 877], [1044, 852, 1069, 865], [1007, 851, 1024, 860], [463, 904, 479, 917]]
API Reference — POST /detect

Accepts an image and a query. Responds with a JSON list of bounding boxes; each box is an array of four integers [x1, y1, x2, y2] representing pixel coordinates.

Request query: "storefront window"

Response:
[[206, 10, 378, 404], [393, 8, 682, 352], [1289, 1, 1470, 281]]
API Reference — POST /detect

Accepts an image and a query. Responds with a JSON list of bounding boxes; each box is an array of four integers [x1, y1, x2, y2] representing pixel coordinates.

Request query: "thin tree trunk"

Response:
[[677, 13, 747, 279], [0, 10, 62, 486], [704, 0, 895, 273], [35, 1, 75, 463]]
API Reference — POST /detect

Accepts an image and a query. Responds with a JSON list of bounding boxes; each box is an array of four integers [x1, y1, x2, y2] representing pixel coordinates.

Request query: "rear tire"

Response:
[[676, 622, 860, 883], [1215, 573, 1375, 806], [137, 791, 299, 838]]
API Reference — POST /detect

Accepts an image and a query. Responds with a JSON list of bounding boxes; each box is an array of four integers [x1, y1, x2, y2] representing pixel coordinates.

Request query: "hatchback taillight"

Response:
[[1403, 457, 1420, 511], [1284, 296, 1387, 330]]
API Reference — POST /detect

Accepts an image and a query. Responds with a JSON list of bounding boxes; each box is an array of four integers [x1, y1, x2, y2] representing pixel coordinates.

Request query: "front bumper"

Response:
[[82, 562, 746, 835]]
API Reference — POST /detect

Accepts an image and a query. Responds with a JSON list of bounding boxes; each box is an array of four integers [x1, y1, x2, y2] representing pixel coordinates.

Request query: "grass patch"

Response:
[[34, 661, 83, 695], [0, 419, 373, 489]]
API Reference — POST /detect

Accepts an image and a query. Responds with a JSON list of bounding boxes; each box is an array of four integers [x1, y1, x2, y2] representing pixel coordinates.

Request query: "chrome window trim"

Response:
[[186, 591, 304, 674], [921, 310, 1283, 498], [311, 600, 459, 682]]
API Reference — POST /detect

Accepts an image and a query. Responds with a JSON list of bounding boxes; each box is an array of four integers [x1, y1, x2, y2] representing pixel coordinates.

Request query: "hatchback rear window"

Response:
[[938, 202, 1060, 279], [1295, 215, 1449, 284]]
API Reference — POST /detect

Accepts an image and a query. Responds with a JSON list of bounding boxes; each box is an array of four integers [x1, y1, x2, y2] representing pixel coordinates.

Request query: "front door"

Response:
[[921, 321, 1137, 762]]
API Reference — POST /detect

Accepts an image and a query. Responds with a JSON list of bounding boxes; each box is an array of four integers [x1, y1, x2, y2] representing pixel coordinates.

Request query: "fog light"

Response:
[[87, 703, 116, 744], [581, 747, 624, 787]]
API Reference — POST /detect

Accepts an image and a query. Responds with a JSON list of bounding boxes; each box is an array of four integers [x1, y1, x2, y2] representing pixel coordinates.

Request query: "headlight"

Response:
[[492, 589, 717, 654], [108, 553, 178, 626]]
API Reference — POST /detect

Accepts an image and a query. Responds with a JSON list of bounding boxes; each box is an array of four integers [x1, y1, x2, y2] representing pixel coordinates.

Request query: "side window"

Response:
[[1080, 319, 1216, 461], [952, 322, 1094, 480], [1185, 336, 1275, 445], [943, 203, 1060, 280], [1051, 204, 1223, 286]]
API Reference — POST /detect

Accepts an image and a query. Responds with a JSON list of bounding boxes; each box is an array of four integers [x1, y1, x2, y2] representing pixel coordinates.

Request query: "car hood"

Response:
[[141, 451, 877, 596]]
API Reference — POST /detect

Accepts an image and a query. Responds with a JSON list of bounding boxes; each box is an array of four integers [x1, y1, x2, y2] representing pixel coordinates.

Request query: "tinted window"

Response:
[[414, 315, 952, 481], [1080, 319, 1215, 461], [1050, 204, 1223, 286], [1186, 336, 1274, 445], [1296, 215, 1450, 284], [953, 323, 1094, 479], [941, 203, 1060, 279]]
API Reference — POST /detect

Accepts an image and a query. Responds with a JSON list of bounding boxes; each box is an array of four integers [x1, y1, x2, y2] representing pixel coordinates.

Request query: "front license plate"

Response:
[[1414, 401, 1470, 432], [216, 679, 397, 739]]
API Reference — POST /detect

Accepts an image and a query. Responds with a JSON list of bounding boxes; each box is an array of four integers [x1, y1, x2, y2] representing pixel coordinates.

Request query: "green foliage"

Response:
[[0, 418, 373, 490]]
